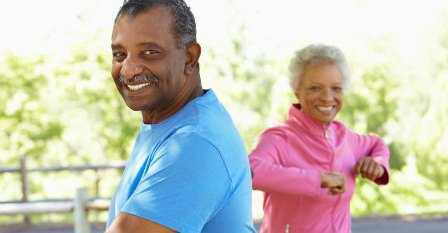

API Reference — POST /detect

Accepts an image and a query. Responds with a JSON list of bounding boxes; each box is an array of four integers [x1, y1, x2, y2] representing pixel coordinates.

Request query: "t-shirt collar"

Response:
[[140, 89, 215, 132]]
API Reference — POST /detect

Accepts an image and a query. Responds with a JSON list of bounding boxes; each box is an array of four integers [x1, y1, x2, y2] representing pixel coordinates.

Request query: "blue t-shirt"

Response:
[[107, 90, 255, 233]]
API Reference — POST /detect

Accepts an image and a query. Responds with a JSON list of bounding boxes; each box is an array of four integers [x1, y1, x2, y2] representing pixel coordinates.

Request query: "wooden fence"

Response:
[[0, 155, 126, 233]]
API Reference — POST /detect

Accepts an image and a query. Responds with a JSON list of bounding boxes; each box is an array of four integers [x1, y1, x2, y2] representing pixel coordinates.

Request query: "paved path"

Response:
[[1, 216, 447, 233], [351, 216, 448, 233]]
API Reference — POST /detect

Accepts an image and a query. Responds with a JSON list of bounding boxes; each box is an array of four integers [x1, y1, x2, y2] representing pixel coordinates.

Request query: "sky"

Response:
[[1, 0, 447, 61]]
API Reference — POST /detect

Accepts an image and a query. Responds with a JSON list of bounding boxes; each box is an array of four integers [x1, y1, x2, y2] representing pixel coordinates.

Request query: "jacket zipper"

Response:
[[323, 126, 341, 233]]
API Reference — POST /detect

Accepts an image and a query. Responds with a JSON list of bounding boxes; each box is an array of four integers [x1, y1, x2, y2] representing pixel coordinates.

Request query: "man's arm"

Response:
[[106, 213, 176, 233], [108, 133, 231, 233]]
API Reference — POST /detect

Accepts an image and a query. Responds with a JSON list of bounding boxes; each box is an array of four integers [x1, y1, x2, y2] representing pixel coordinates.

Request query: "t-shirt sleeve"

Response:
[[121, 133, 231, 233]]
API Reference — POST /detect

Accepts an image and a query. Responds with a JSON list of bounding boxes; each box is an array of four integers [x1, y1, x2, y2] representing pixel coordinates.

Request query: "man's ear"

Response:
[[184, 42, 201, 75]]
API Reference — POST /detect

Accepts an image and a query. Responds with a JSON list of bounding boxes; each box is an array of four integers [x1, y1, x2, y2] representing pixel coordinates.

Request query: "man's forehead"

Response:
[[111, 6, 178, 48], [115, 5, 174, 27], [113, 6, 175, 36]]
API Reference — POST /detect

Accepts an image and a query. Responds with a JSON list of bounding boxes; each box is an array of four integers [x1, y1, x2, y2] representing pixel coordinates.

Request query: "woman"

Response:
[[250, 44, 390, 233]]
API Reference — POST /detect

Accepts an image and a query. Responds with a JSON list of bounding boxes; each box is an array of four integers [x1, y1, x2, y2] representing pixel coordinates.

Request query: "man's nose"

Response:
[[120, 57, 144, 81]]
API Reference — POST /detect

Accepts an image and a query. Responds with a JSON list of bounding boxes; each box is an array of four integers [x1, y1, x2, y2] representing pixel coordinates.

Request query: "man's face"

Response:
[[111, 6, 190, 114], [296, 63, 344, 124]]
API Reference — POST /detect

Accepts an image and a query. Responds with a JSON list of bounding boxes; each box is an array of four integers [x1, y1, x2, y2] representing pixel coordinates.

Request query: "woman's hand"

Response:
[[320, 172, 345, 195], [355, 157, 385, 182]]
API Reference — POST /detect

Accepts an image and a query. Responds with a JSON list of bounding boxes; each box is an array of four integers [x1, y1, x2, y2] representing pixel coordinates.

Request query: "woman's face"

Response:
[[296, 63, 344, 125]]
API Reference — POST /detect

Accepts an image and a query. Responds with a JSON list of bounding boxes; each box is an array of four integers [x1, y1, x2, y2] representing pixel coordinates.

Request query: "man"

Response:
[[105, 0, 255, 233]]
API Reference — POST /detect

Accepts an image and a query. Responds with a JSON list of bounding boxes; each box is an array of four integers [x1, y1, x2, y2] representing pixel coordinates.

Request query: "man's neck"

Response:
[[141, 83, 203, 124]]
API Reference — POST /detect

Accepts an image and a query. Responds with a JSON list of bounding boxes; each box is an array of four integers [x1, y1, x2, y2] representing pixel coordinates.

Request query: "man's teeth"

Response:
[[127, 83, 150, 91], [317, 106, 333, 112]]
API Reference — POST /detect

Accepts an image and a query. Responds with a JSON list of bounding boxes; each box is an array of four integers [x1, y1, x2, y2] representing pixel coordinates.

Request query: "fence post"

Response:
[[94, 168, 100, 197], [20, 155, 31, 224], [94, 168, 100, 222], [74, 187, 91, 233]]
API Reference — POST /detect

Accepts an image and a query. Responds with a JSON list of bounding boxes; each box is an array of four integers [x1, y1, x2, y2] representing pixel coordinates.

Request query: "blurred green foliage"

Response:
[[1, 18, 448, 226]]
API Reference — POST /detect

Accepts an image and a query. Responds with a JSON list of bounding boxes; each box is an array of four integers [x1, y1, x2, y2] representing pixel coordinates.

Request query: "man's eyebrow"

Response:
[[111, 44, 123, 50], [137, 42, 163, 48], [111, 42, 162, 50]]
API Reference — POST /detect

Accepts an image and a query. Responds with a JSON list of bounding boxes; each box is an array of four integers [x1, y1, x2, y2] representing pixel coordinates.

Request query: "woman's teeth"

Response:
[[317, 106, 333, 113]]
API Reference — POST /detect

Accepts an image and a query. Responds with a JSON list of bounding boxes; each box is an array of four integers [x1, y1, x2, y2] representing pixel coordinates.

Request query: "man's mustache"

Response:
[[119, 73, 159, 86]]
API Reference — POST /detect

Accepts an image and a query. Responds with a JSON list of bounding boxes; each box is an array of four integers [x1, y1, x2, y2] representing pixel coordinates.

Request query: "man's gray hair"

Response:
[[116, 0, 196, 48], [289, 44, 350, 91]]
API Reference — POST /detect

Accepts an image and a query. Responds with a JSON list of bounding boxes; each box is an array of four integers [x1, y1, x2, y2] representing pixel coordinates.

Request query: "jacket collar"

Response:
[[287, 104, 330, 136]]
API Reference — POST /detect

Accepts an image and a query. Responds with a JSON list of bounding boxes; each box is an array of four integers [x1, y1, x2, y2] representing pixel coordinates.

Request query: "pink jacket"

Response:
[[250, 104, 390, 233]]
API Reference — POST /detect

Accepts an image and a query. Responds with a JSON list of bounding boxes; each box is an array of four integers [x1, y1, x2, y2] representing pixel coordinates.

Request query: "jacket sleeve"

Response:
[[249, 130, 323, 196], [351, 132, 390, 185]]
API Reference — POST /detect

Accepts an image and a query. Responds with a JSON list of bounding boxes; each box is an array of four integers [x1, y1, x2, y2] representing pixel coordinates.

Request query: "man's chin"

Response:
[[124, 102, 145, 111], [125, 101, 158, 113]]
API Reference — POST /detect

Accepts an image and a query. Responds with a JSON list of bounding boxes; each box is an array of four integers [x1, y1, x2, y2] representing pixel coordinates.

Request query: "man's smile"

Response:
[[126, 82, 152, 91]]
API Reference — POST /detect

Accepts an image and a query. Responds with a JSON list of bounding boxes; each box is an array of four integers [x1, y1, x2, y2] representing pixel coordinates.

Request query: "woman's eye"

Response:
[[308, 86, 320, 91], [333, 86, 343, 93]]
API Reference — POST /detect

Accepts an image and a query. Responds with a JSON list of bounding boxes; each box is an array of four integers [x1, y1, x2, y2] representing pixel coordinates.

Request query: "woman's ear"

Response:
[[184, 42, 201, 75], [294, 89, 301, 101]]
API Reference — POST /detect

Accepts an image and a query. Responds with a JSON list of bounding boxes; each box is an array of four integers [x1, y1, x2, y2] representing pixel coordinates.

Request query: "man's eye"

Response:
[[143, 50, 160, 56], [112, 51, 126, 61]]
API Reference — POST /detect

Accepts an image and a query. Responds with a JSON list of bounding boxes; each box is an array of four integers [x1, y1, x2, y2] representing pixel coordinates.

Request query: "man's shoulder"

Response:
[[151, 131, 233, 181], [173, 99, 241, 149], [164, 129, 215, 147], [157, 130, 222, 162]]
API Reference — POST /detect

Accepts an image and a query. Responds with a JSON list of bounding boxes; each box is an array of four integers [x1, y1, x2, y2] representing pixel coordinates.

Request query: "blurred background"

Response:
[[1, 0, 447, 228]]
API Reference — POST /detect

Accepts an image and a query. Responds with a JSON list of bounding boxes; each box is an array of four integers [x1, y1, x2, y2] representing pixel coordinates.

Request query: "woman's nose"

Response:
[[320, 88, 334, 101]]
